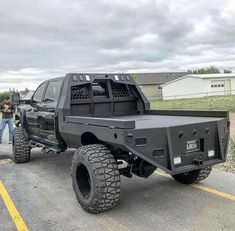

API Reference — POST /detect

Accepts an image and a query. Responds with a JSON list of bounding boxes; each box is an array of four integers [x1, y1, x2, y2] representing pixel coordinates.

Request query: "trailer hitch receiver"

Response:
[[193, 159, 203, 166]]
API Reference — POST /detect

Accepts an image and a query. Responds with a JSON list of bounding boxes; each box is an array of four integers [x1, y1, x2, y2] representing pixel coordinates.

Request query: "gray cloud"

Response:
[[0, 0, 235, 91]]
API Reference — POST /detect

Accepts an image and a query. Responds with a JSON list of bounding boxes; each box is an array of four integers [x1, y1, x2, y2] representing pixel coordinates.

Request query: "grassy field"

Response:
[[150, 95, 235, 112]]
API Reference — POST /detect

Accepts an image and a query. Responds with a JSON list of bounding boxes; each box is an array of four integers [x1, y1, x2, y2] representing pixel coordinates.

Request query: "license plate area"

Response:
[[186, 139, 200, 153]]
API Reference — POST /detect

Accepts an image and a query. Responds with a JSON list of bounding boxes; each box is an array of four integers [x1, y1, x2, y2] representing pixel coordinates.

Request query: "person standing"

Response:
[[0, 95, 15, 144]]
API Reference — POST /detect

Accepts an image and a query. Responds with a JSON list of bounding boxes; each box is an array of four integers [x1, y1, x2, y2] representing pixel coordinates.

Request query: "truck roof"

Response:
[[40, 73, 134, 84], [41, 76, 64, 83]]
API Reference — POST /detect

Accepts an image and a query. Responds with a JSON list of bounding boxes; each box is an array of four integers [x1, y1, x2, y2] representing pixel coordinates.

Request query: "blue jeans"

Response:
[[0, 118, 13, 143]]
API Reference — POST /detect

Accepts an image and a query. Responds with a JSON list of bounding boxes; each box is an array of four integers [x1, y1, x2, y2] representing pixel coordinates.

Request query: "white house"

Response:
[[162, 73, 235, 100]]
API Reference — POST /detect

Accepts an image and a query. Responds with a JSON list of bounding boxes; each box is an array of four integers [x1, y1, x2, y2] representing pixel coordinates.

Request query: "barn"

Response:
[[162, 73, 235, 100]]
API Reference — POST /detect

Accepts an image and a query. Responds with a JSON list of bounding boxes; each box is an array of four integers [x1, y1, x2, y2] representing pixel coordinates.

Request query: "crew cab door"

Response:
[[25, 82, 47, 137], [39, 79, 62, 142]]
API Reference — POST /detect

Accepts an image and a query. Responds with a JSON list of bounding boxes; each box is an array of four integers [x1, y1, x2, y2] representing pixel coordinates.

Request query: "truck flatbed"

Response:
[[65, 114, 224, 129], [112, 114, 223, 129]]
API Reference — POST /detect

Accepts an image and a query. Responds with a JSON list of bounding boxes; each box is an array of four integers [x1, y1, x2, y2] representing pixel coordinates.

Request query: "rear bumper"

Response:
[[123, 118, 230, 175]]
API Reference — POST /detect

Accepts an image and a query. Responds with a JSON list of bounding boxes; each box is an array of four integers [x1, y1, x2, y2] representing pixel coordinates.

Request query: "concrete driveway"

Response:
[[0, 144, 235, 231]]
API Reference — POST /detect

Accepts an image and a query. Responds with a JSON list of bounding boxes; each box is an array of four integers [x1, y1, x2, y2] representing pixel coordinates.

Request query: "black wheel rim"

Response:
[[76, 164, 91, 199]]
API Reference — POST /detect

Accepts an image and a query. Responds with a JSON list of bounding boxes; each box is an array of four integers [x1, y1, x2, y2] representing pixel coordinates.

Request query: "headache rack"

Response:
[[69, 77, 145, 117]]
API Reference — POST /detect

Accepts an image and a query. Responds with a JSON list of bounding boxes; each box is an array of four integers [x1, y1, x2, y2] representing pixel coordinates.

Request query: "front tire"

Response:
[[12, 127, 31, 163], [172, 166, 212, 184], [71, 144, 121, 213]]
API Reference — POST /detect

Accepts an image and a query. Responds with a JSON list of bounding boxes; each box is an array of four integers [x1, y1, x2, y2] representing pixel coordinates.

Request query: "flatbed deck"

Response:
[[66, 114, 224, 130], [112, 114, 223, 129]]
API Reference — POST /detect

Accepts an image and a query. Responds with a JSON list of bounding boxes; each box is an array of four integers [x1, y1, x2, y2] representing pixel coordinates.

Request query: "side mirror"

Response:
[[12, 92, 21, 105]]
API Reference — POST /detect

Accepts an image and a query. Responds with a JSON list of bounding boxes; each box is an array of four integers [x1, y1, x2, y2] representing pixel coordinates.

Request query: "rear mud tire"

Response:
[[71, 144, 121, 213], [12, 127, 31, 163], [172, 166, 212, 184]]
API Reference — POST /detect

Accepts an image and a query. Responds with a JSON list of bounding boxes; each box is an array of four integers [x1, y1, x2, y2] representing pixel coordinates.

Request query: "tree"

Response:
[[224, 69, 232, 73], [0, 91, 11, 103], [189, 66, 220, 74]]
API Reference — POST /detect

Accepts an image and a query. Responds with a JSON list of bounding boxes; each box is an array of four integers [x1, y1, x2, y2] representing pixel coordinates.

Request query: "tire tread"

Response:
[[13, 127, 31, 163], [71, 144, 120, 213], [172, 166, 212, 184]]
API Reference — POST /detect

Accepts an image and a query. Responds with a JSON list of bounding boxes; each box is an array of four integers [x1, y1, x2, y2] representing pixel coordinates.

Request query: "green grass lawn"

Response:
[[150, 95, 235, 112]]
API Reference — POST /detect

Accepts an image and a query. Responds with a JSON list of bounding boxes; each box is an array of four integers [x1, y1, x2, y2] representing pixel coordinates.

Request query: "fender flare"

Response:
[[19, 110, 30, 139]]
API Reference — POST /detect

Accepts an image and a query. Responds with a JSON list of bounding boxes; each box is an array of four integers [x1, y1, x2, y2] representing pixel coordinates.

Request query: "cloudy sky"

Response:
[[0, 0, 235, 91]]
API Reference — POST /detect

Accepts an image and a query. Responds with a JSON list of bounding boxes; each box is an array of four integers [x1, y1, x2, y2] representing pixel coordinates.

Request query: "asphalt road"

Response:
[[0, 143, 235, 231]]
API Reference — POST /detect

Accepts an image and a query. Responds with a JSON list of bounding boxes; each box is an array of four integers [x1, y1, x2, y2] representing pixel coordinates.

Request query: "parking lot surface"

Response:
[[0, 142, 235, 231]]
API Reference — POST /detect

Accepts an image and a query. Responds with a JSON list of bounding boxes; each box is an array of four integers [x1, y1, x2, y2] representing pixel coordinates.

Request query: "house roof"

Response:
[[163, 73, 235, 86], [133, 72, 188, 85], [19, 88, 30, 96], [186, 73, 235, 79]]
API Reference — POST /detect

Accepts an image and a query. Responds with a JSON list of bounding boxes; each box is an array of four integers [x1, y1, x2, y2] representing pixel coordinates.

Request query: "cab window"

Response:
[[44, 80, 62, 103], [32, 83, 47, 103], [92, 80, 109, 98]]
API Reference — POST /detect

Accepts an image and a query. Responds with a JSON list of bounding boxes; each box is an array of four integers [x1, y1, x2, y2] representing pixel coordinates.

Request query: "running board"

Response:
[[29, 140, 62, 154]]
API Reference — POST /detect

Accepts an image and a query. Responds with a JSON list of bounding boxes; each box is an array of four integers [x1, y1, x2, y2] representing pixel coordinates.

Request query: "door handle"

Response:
[[48, 108, 55, 112]]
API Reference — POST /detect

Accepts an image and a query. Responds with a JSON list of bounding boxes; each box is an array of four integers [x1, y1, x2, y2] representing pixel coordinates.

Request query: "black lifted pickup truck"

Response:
[[12, 73, 230, 213]]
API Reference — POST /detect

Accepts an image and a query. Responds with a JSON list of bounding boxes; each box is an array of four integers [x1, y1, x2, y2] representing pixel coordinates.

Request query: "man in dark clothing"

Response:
[[0, 96, 15, 144]]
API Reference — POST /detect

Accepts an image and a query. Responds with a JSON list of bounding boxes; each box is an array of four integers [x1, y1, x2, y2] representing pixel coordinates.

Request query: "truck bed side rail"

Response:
[[146, 109, 229, 118], [65, 116, 136, 129]]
